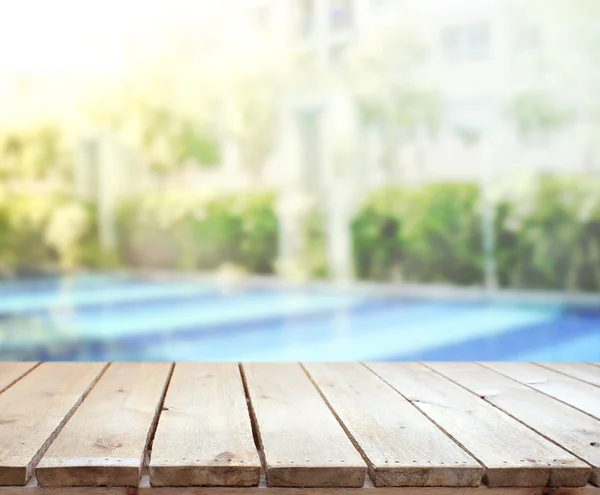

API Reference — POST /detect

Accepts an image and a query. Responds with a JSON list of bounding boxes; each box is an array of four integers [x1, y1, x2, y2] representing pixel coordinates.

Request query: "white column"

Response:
[[323, 96, 357, 284], [74, 134, 123, 252], [97, 135, 122, 251], [325, 180, 354, 284], [275, 102, 311, 280]]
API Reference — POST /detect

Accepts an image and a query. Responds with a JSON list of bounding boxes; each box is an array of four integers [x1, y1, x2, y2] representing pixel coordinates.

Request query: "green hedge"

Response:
[[352, 176, 600, 292], [117, 191, 279, 274], [2, 177, 599, 292], [0, 194, 98, 275], [495, 176, 600, 291], [351, 183, 483, 285]]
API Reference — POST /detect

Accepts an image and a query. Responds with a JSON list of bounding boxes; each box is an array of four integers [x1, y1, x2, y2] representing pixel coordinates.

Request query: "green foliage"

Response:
[[0, 195, 97, 275], [508, 92, 573, 134], [354, 177, 600, 292], [351, 188, 406, 281], [402, 184, 483, 284], [349, 28, 442, 138], [495, 175, 600, 291], [176, 121, 221, 166], [0, 124, 71, 180], [351, 184, 483, 285], [301, 207, 329, 279], [117, 191, 279, 274], [131, 105, 221, 173]]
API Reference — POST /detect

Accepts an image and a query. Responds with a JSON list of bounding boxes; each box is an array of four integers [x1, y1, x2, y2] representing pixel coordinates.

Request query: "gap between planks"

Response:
[[3, 362, 600, 491], [423, 363, 600, 486], [301, 363, 483, 487], [366, 363, 591, 488], [0, 363, 40, 394]]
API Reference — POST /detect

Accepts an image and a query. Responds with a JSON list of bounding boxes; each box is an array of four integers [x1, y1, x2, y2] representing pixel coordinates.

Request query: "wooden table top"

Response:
[[0, 362, 599, 495]]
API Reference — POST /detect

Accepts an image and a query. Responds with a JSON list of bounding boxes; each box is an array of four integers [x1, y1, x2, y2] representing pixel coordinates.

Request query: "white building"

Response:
[[242, 0, 597, 193]]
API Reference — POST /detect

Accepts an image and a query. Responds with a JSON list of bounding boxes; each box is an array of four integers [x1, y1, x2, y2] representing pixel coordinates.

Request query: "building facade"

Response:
[[244, 0, 597, 194]]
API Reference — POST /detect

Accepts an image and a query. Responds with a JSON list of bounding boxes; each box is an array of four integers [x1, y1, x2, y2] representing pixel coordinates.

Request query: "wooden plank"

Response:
[[483, 363, 600, 420], [242, 362, 367, 488], [149, 363, 261, 487], [0, 363, 106, 486], [35, 363, 172, 488], [302, 363, 483, 487], [366, 362, 590, 488], [4, 476, 600, 495], [537, 363, 600, 388], [427, 362, 600, 486], [0, 363, 38, 394]]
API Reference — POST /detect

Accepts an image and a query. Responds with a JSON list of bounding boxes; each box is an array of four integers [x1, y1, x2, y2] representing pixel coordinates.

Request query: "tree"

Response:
[[344, 26, 443, 180], [512, 1, 600, 165]]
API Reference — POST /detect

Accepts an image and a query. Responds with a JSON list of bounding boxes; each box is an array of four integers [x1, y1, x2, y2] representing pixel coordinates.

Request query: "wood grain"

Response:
[[482, 363, 600, 420], [537, 364, 600, 388], [302, 363, 483, 487], [0, 363, 38, 394], [427, 362, 600, 486], [366, 363, 589, 488], [35, 363, 172, 488], [0, 362, 106, 486], [3, 474, 600, 495], [149, 363, 261, 487], [242, 363, 367, 488]]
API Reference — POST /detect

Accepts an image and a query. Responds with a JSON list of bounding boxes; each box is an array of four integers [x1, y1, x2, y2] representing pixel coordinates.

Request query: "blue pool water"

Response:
[[0, 274, 599, 361]]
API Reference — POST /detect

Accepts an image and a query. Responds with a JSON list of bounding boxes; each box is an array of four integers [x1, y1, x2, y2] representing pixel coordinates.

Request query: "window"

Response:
[[442, 23, 490, 62], [330, 0, 353, 30]]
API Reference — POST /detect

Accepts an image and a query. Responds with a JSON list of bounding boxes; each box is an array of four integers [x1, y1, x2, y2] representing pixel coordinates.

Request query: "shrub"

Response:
[[495, 175, 600, 291], [117, 191, 279, 274], [351, 188, 406, 281], [353, 176, 600, 292], [0, 195, 97, 275], [351, 183, 483, 285]]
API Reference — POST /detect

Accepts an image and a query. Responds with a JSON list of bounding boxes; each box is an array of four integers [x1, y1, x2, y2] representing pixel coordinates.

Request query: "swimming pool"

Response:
[[0, 274, 599, 361]]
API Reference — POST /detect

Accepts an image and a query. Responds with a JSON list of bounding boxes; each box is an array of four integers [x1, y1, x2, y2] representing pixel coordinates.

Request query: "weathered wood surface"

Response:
[[149, 363, 261, 487], [366, 363, 590, 488], [242, 363, 367, 487], [303, 363, 483, 487], [35, 363, 172, 488], [537, 363, 600, 388], [482, 362, 600, 420], [0, 363, 107, 486], [1, 361, 600, 493], [2, 474, 600, 495], [0, 362, 38, 394], [427, 362, 600, 486]]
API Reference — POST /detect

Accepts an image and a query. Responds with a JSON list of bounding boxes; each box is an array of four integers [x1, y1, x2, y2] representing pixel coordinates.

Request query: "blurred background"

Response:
[[1, 0, 599, 362]]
